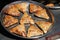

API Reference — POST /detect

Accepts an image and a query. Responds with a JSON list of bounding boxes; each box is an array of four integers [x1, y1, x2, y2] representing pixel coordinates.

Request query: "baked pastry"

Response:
[[14, 3, 21, 10], [3, 15, 18, 27], [46, 3, 54, 7], [27, 25, 43, 37], [10, 24, 26, 37], [30, 3, 43, 13], [3, 5, 20, 16], [2, 2, 53, 38], [19, 2, 29, 12], [35, 9, 49, 19], [14, 2, 29, 12], [36, 21, 52, 33], [20, 12, 34, 24]]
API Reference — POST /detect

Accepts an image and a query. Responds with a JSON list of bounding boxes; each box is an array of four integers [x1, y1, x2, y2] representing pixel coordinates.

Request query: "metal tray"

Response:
[[0, 1, 54, 39]]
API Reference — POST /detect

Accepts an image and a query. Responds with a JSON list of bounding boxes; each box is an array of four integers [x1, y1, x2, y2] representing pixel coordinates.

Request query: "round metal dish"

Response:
[[0, 1, 54, 39]]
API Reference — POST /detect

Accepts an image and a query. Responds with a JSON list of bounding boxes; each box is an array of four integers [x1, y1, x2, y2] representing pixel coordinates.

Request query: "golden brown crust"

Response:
[[20, 12, 34, 24], [27, 25, 43, 37], [3, 2, 29, 16], [19, 2, 29, 12], [30, 4, 49, 19], [14, 3, 21, 10], [2, 2, 53, 38], [3, 5, 20, 16], [46, 3, 54, 7], [35, 9, 49, 19], [30, 3, 43, 13], [14, 2, 29, 12], [36, 21, 52, 33], [10, 24, 26, 37], [3, 15, 18, 27]]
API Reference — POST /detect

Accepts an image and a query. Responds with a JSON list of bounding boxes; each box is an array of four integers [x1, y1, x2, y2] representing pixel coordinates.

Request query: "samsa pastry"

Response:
[[20, 12, 34, 24], [19, 2, 29, 12], [14, 2, 29, 12], [36, 21, 52, 33], [14, 3, 21, 10], [3, 5, 20, 16], [46, 3, 54, 7], [3, 15, 18, 27], [35, 9, 49, 19], [30, 3, 43, 13], [27, 25, 43, 37], [10, 24, 26, 37]]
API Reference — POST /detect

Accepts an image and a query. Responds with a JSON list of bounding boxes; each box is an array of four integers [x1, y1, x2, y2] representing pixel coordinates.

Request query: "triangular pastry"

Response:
[[27, 25, 43, 37], [20, 12, 34, 24], [3, 15, 18, 27], [36, 21, 52, 33], [10, 24, 26, 37]]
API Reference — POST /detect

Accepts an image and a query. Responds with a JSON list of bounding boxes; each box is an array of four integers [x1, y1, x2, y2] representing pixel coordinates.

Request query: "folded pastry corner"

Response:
[[30, 3, 49, 19], [35, 9, 49, 19], [30, 3, 43, 13], [36, 21, 52, 33], [3, 15, 18, 27], [3, 5, 20, 16], [14, 3, 21, 10], [20, 2, 29, 12], [10, 24, 26, 37], [27, 25, 43, 37], [20, 12, 34, 24], [14, 2, 29, 12]]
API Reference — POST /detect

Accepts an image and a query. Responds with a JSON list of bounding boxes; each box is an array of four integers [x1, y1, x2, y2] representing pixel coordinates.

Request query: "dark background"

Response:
[[0, 0, 60, 10], [0, 0, 17, 11], [0, 0, 60, 11]]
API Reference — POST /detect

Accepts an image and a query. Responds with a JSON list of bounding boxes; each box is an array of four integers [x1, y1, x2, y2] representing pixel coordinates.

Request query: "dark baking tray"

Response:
[[0, 0, 54, 40]]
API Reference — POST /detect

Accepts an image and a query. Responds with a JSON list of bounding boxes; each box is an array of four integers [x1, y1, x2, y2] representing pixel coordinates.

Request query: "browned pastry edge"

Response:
[[3, 15, 18, 27], [36, 21, 52, 33], [10, 24, 26, 37], [27, 24, 43, 37], [46, 3, 54, 7], [3, 5, 20, 16]]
